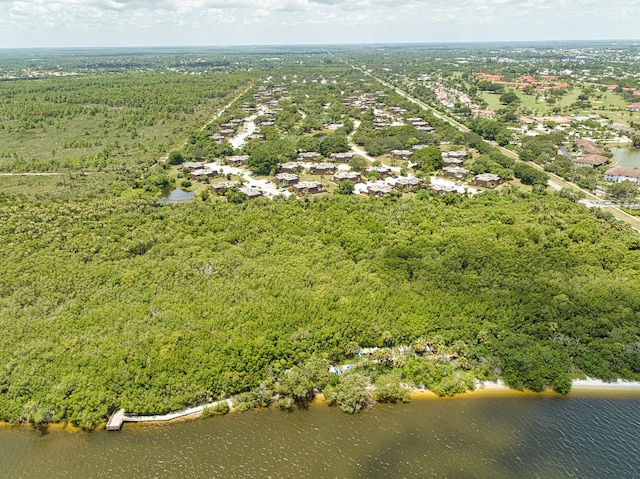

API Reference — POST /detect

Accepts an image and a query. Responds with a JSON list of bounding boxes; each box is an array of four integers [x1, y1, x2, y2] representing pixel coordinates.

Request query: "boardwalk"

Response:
[[106, 399, 233, 430]]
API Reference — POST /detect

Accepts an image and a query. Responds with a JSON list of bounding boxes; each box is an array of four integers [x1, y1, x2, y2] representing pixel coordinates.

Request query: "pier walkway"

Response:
[[106, 399, 233, 431]]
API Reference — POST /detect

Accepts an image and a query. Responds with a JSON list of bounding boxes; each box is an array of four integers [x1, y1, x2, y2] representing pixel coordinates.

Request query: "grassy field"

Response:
[[480, 92, 503, 111], [481, 87, 639, 126], [597, 91, 628, 109]]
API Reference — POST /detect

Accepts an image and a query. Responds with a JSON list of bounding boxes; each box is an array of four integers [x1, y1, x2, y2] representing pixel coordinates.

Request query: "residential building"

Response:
[[274, 173, 299, 186], [392, 176, 422, 191], [211, 181, 240, 193], [473, 173, 502, 188], [189, 167, 219, 178], [298, 152, 322, 162], [333, 172, 362, 183], [576, 139, 604, 155], [239, 187, 263, 199], [365, 166, 393, 177], [390, 150, 414, 161], [309, 163, 338, 175], [442, 150, 469, 160], [443, 158, 464, 167], [442, 167, 469, 179], [329, 152, 355, 163], [293, 181, 323, 195], [227, 155, 250, 166], [604, 168, 640, 183], [573, 154, 609, 168], [367, 183, 394, 197]]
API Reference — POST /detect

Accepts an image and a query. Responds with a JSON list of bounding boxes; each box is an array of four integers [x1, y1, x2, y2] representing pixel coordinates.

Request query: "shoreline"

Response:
[[409, 378, 640, 401], [3, 379, 640, 432]]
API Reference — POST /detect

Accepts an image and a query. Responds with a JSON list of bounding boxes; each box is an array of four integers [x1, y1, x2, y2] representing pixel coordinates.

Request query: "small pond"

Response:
[[156, 187, 195, 204]]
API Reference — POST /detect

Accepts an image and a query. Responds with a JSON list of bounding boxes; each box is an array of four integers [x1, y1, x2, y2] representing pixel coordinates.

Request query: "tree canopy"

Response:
[[1, 190, 640, 428]]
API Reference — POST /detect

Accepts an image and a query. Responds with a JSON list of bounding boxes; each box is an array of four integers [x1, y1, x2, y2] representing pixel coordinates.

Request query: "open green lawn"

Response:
[[598, 91, 628, 109], [594, 109, 639, 126], [480, 92, 502, 111], [514, 93, 541, 112], [556, 87, 581, 110], [482, 87, 639, 126]]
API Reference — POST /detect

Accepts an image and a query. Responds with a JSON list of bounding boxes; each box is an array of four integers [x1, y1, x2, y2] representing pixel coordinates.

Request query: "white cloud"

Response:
[[0, 0, 638, 47]]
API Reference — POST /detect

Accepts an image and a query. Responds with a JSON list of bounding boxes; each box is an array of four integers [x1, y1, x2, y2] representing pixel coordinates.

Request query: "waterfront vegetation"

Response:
[[1, 45, 640, 430], [1, 189, 640, 428]]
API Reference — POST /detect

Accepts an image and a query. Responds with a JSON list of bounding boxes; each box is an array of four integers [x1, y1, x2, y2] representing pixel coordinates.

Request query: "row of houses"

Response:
[[342, 91, 388, 111], [275, 172, 365, 187], [184, 156, 251, 179], [279, 162, 340, 175], [212, 169, 501, 202], [390, 150, 413, 161], [360, 177, 424, 197], [406, 117, 434, 132], [363, 172, 502, 197]]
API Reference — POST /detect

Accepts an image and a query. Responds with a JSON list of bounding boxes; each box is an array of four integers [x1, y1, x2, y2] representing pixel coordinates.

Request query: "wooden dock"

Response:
[[106, 409, 125, 431]]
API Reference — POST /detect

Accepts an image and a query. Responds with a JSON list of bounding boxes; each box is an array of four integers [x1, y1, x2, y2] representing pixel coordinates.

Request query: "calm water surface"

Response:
[[612, 147, 640, 169], [156, 187, 195, 204], [2, 392, 640, 479]]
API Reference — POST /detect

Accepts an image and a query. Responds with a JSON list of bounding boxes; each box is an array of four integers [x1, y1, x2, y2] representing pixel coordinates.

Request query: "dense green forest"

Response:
[[1, 45, 640, 430], [1, 189, 640, 428]]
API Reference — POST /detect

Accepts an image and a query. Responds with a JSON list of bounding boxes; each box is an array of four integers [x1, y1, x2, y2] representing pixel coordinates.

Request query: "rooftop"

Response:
[[574, 154, 609, 166]]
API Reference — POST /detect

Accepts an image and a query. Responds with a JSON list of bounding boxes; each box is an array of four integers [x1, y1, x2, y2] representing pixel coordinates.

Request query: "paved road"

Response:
[[229, 105, 269, 149]]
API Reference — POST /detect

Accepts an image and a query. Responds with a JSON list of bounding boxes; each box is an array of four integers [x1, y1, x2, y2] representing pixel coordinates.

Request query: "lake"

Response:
[[2, 390, 640, 478], [612, 147, 640, 169]]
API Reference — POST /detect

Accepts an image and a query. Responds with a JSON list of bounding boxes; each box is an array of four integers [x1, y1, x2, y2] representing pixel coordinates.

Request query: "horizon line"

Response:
[[1, 38, 639, 52]]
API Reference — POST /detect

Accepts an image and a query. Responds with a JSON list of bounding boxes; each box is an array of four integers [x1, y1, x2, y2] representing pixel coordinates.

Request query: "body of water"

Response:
[[612, 147, 640, 169], [2, 391, 640, 478], [157, 187, 195, 204]]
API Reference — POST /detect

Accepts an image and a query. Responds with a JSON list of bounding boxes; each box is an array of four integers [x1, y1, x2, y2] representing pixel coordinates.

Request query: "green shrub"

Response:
[[335, 374, 372, 414], [373, 375, 410, 403], [201, 401, 230, 418]]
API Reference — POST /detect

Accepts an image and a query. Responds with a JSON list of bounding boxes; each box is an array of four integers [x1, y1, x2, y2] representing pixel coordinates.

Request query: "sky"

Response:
[[0, 0, 639, 49]]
